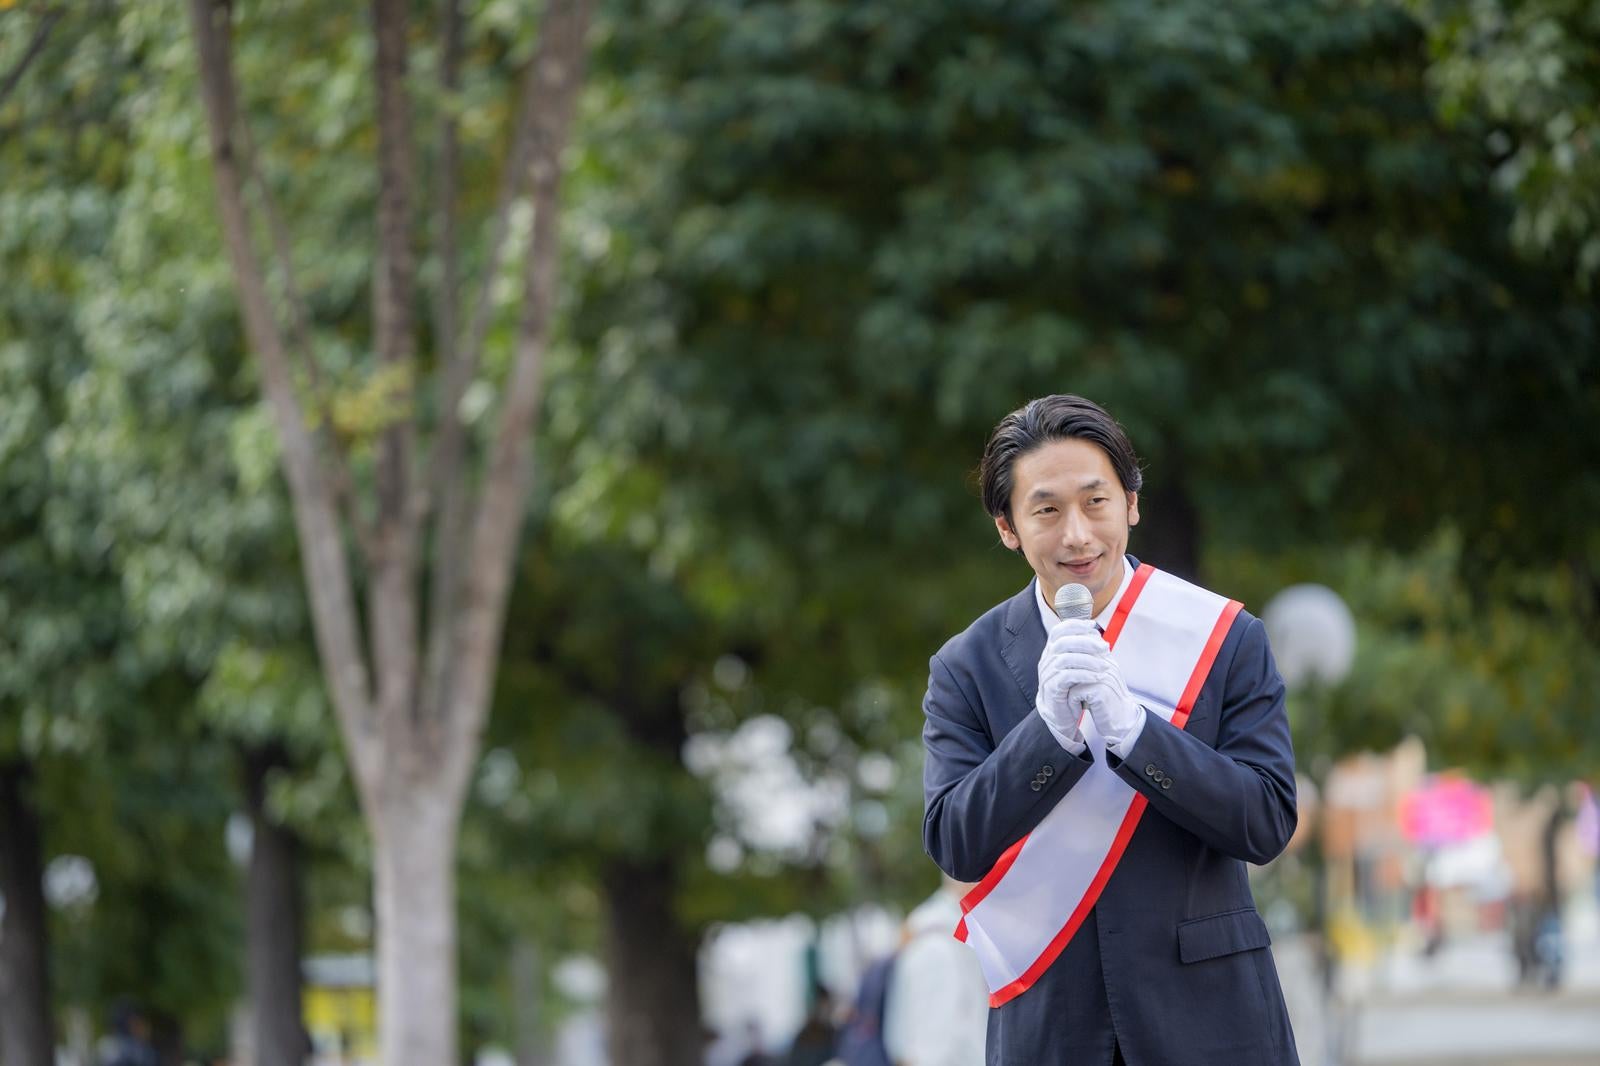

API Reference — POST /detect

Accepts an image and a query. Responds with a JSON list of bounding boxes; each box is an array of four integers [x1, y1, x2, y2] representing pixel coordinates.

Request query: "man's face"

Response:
[[994, 437, 1139, 617]]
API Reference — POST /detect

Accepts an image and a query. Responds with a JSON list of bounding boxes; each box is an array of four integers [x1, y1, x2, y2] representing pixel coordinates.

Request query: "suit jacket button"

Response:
[[1161, 778, 1172, 790], [1042, 765, 1054, 778], [1144, 763, 1157, 777], [1031, 779, 1043, 792]]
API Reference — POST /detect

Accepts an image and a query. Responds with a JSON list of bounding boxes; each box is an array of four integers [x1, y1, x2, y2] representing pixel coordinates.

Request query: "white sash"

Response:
[[953, 565, 1242, 1006]]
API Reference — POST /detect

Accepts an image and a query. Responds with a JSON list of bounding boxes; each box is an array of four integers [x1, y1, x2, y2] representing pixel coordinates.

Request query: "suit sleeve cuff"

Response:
[[1039, 712, 1088, 757], [1105, 704, 1149, 759]]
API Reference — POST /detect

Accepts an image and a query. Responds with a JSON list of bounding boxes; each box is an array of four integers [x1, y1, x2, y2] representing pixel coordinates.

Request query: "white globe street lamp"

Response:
[[1262, 583, 1357, 690]]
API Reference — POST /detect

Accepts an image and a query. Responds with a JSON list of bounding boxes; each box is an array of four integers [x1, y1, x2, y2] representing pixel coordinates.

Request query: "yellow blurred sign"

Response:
[[303, 955, 378, 1064]]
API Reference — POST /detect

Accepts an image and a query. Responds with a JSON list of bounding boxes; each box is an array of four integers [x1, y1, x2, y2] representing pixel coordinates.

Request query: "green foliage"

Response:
[[0, 1, 243, 1042], [1217, 532, 1600, 783], [1404, 0, 1600, 283], [581, 0, 1597, 578], [43, 706, 242, 1049], [2, 1, 356, 1049], [0, 0, 143, 761]]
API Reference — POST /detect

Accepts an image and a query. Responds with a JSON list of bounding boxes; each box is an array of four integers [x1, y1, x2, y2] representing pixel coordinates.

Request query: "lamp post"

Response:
[[1262, 583, 1356, 1066]]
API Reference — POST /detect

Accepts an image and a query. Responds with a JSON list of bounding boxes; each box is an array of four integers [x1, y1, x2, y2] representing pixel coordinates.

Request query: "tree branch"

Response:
[[370, 0, 421, 523], [419, 48, 544, 737], [0, 5, 61, 113], [231, 104, 379, 560], [420, 0, 470, 749], [433, 0, 463, 372], [368, 0, 424, 752], [417, 53, 543, 522], [186, 0, 379, 788], [438, 0, 593, 796]]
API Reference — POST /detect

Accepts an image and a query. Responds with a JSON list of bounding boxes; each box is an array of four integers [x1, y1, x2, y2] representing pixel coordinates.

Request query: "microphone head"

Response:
[[1053, 583, 1094, 621]]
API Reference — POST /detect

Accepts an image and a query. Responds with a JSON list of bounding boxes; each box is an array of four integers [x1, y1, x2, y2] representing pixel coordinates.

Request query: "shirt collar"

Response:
[[1036, 556, 1135, 632]]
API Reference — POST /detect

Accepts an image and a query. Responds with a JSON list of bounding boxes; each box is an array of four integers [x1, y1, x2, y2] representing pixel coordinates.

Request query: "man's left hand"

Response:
[[1050, 635, 1146, 754]]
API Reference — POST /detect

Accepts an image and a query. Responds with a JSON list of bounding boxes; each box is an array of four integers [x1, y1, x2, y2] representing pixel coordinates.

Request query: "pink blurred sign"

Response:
[[1399, 775, 1493, 846], [1578, 784, 1598, 857]]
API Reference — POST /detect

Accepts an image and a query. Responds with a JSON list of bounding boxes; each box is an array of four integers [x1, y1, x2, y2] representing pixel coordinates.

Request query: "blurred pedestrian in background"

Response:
[[97, 1003, 158, 1066], [836, 952, 896, 1066], [706, 1018, 771, 1066], [784, 986, 838, 1066], [736, 1018, 775, 1066], [884, 877, 987, 1066]]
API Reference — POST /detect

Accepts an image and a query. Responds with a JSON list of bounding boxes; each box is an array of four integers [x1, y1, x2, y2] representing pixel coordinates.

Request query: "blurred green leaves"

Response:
[[1404, 0, 1600, 284], [1219, 531, 1600, 783]]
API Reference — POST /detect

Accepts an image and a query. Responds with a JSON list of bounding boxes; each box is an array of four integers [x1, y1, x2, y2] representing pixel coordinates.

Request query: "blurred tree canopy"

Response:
[[2, 2, 357, 1058], [0, 2, 243, 1055], [565, 0, 1600, 938], [580, 0, 1596, 584], [1404, 0, 1600, 286], [1221, 534, 1600, 784]]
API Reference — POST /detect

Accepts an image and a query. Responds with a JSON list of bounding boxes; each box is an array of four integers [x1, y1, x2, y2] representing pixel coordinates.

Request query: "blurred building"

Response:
[[1318, 737, 1597, 973]]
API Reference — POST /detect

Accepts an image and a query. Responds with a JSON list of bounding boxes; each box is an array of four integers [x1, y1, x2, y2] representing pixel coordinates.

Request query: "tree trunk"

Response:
[[151, 1015, 185, 1066], [1135, 457, 1201, 581], [511, 938, 551, 1066], [185, 3, 594, 1065], [241, 745, 309, 1066], [601, 857, 703, 1066], [373, 791, 461, 1066], [0, 758, 55, 1066]]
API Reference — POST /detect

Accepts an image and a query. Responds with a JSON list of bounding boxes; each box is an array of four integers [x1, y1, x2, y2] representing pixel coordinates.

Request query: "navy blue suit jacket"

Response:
[[921, 559, 1300, 1065]]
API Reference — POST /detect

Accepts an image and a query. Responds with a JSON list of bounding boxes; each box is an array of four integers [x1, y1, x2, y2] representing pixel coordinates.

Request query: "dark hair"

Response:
[[978, 395, 1144, 524]]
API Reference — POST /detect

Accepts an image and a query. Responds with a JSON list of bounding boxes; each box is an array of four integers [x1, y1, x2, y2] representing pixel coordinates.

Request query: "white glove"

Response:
[[1035, 619, 1097, 755], [1048, 628, 1147, 757]]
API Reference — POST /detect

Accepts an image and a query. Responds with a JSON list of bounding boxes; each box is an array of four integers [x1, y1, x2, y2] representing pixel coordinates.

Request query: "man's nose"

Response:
[[1059, 507, 1091, 547]]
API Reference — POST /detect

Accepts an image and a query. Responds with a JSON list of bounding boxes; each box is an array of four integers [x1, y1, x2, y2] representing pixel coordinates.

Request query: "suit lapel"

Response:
[[998, 579, 1046, 716]]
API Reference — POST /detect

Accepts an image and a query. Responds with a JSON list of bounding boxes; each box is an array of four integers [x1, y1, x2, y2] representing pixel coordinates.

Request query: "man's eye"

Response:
[[1089, 497, 1108, 505], [1037, 506, 1056, 515]]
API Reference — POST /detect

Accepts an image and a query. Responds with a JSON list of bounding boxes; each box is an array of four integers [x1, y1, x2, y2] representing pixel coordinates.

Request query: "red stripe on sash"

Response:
[[954, 834, 1025, 942], [988, 794, 1150, 1006], [956, 566, 1156, 937], [1100, 564, 1154, 647], [983, 594, 1247, 1007], [1172, 600, 1242, 731]]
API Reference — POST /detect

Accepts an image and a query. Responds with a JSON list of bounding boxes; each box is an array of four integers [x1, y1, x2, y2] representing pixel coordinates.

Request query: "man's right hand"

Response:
[[1036, 618, 1099, 754]]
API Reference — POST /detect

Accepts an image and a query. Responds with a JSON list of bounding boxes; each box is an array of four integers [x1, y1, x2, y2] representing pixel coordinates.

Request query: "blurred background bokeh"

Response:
[[2, 1, 1598, 1064]]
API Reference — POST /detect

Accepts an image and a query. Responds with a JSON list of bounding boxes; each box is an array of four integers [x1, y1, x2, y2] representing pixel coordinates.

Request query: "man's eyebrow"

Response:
[[1026, 479, 1111, 503]]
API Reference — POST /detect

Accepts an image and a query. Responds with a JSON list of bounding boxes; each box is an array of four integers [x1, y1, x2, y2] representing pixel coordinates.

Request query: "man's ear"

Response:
[[995, 513, 1021, 551], [1126, 491, 1140, 528]]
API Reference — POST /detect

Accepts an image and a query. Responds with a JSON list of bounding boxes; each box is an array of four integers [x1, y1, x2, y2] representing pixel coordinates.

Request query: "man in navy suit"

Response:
[[920, 395, 1299, 1065]]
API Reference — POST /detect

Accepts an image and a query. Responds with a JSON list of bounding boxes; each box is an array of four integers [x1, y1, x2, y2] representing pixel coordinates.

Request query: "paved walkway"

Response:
[[1274, 927, 1600, 1066], [1354, 992, 1600, 1064]]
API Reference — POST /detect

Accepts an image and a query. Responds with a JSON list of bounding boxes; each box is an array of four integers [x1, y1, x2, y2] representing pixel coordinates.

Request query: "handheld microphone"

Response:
[[1053, 583, 1093, 622], [1053, 583, 1095, 721]]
